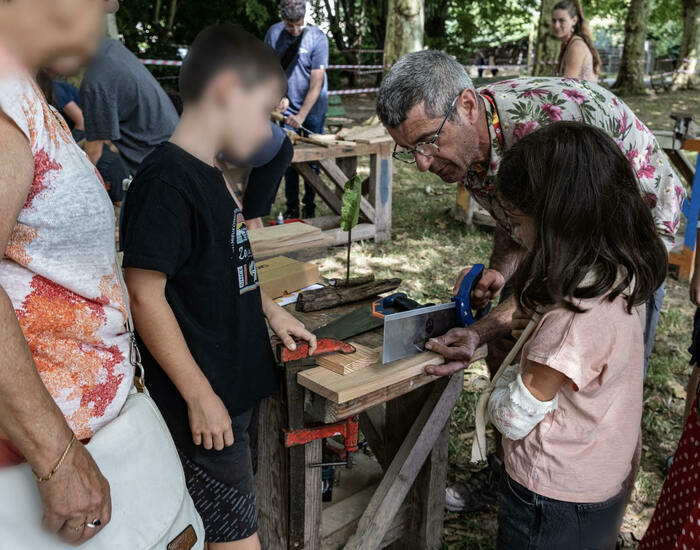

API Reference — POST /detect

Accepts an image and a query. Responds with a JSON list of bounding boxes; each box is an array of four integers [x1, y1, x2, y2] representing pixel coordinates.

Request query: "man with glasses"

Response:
[[265, 0, 329, 219], [377, 50, 683, 514]]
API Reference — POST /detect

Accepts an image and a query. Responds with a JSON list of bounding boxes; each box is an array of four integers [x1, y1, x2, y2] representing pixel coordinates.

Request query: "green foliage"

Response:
[[340, 175, 362, 232]]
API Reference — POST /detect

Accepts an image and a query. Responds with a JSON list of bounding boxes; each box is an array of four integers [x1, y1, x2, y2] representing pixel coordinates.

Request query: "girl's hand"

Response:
[[267, 306, 318, 355], [691, 270, 700, 306], [511, 307, 533, 339], [186, 388, 234, 451]]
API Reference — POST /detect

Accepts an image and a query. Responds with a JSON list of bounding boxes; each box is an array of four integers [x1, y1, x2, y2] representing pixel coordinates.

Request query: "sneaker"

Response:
[[302, 205, 316, 219], [284, 209, 300, 220], [445, 454, 503, 513]]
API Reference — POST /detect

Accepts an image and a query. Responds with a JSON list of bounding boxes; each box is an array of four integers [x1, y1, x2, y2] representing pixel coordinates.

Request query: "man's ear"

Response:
[[456, 88, 480, 125], [210, 70, 240, 107]]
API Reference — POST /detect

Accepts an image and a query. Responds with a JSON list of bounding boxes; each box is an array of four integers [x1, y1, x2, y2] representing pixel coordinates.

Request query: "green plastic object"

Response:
[[341, 175, 362, 232]]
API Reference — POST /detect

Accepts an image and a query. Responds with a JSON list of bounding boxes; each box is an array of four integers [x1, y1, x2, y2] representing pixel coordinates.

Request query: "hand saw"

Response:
[[377, 264, 491, 364]]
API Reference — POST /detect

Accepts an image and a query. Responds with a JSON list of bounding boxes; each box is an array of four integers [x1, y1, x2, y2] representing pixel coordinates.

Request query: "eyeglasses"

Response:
[[392, 95, 459, 164]]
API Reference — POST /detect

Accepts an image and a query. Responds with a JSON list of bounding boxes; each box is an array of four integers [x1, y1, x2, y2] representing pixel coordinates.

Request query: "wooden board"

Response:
[[337, 124, 389, 142], [316, 343, 380, 375], [298, 350, 448, 404], [249, 222, 334, 260]]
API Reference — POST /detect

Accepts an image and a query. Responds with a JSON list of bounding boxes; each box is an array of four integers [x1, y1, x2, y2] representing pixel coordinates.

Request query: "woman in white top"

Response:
[[552, 0, 601, 83]]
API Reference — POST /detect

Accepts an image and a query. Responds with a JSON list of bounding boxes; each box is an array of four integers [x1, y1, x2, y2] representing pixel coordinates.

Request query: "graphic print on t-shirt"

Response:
[[232, 209, 259, 294]]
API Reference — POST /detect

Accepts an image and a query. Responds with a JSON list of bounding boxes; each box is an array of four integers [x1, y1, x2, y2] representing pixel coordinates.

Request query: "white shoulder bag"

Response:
[[0, 262, 205, 550]]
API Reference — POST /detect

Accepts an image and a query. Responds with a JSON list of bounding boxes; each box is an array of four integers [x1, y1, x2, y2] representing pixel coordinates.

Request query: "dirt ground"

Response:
[[268, 85, 700, 549]]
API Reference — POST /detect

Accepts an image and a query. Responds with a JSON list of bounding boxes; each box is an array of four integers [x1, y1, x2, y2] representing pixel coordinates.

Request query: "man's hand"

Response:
[[424, 327, 481, 376], [511, 306, 533, 339], [691, 270, 700, 306], [286, 113, 306, 130], [453, 267, 505, 310], [38, 441, 111, 545], [187, 386, 234, 451], [267, 306, 318, 354]]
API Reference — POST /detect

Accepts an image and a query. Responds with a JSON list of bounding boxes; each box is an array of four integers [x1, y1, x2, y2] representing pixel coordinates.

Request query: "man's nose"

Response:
[[415, 153, 433, 172]]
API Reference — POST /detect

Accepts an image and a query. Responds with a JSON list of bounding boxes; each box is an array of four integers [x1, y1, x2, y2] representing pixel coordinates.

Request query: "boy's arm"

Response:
[[124, 267, 234, 451], [691, 228, 700, 306], [260, 291, 317, 354]]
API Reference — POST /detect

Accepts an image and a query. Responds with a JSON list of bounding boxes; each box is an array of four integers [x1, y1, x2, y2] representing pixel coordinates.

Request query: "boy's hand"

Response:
[[267, 307, 318, 355], [186, 388, 234, 451]]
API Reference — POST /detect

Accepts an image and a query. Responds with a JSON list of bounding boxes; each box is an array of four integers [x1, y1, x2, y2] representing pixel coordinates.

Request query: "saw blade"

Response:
[[381, 302, 456, 364]]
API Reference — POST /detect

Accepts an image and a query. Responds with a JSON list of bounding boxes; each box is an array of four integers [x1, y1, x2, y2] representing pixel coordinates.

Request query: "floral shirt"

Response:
[[463, 77, 684, 250], [0, 49, 133, 440]]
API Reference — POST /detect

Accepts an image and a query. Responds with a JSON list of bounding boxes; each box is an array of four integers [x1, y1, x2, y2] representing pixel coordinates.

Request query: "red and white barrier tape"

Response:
[[328, 87, 379, 95], [141, 59, 183, 66]]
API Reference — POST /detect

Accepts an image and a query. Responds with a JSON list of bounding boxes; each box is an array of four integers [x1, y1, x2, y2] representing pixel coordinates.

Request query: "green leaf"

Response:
[[341, 175, 362, 232]]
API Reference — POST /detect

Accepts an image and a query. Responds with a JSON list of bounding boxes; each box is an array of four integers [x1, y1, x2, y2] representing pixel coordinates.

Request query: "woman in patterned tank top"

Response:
[[552, 0, 601, 83]]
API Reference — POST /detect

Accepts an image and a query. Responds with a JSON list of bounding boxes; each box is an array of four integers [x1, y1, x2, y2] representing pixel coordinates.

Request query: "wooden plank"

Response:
[[292, 140, 393, 164], [317, 343, 380, 375], [337, 124, 388, 142], [369, 153, 393, 242], [305, 346, 487, 423], [256, 394, 289, 549], [305, 215, 342, 230], [295, 163, 344, 216], [342, 374, 463, 550], [296, 279, 401, 313], [321, 485, 409, 549], [298, 351, 447, 404], [318, 159, 376, 223], [359, 407, 390, 471], [249, 222, 321, 244], [323, 224, 377, 245]]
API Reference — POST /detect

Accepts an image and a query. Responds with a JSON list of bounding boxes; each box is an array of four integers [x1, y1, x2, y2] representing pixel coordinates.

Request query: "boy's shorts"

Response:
[[178, 407, 259, 543]]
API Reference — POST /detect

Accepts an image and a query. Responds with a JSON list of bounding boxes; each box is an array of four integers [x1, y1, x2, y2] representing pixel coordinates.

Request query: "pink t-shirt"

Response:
[[503, 294, 644, 503]]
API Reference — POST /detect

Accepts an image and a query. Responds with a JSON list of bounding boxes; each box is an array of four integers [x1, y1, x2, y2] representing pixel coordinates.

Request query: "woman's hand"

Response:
[[691, 270, 700, 306], [37, 441, 111, 545], [186, 387, 234, 451], [267, 306, 318, 354]]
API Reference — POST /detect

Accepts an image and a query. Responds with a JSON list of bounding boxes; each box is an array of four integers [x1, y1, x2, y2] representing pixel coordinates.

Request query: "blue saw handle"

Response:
[[452, 264, 491, 327]]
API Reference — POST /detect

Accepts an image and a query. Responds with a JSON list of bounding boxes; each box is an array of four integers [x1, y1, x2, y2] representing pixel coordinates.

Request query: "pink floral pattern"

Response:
[[464, 77, 684, 249]]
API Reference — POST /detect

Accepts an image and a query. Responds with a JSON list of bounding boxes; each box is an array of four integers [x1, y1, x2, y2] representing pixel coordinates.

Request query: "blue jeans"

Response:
[[644, 283, 666, 378], [284, 113, 326, 214], [497, 472, 625, 550]]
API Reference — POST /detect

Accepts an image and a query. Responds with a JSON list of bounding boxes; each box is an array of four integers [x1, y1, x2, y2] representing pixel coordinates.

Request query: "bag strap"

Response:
[[114, 248, 146, 392], [280, 28, 307, 72], [471, 310, 542, 463]]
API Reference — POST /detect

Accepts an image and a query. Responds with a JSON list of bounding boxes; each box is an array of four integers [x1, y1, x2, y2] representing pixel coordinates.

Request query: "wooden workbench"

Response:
[[291, 139, 394, 244], [255, 302, 478, 550]]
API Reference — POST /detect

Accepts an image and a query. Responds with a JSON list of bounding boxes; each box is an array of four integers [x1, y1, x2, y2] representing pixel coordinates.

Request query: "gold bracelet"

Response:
[[32, 433, 77, 483]]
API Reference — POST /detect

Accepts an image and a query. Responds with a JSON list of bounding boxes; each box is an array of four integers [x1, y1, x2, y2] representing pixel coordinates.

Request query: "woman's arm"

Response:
[[0, 111, 110, 544], [61, 101, 84, 131], [124, 267, 234, 451], [561, 40, 589, 79], [260, 291, 317, 354]]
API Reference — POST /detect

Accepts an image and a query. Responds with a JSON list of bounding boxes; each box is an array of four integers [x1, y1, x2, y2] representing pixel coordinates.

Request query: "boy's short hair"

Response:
[[179, 24, 286, 104]]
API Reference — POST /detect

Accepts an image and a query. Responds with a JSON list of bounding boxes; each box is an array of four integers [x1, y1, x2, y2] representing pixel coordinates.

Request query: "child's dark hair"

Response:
[[179, 24, 286, 104], [497, 121, 668, 313]]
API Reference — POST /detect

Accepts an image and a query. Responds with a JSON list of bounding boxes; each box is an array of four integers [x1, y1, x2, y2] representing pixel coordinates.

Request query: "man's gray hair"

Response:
[[377, 50, 475, 128], [280, 0, 306, 21]]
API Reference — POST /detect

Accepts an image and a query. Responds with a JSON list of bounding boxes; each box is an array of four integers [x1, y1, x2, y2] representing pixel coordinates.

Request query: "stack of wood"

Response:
[[336, 124, 389, 144], [284, 129, 357, 148], [248, 222, 333, 260]]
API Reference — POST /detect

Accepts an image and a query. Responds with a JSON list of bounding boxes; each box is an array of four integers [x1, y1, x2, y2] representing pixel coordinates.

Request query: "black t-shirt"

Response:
[[121, 142, 278, 456]]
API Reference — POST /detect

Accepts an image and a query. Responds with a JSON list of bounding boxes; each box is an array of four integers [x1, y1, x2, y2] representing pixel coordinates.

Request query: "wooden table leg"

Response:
[[343, 372, 463, 550], [369, 153, 393, 242]]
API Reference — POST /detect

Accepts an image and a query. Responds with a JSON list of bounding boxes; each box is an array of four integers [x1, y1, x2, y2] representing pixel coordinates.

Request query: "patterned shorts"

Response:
[[177, 408, 258, 543]]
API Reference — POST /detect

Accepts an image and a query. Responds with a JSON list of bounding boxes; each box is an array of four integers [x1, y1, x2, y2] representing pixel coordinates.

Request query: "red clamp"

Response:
[[276, 338, 356, 363], [283, 415, 360, 455]]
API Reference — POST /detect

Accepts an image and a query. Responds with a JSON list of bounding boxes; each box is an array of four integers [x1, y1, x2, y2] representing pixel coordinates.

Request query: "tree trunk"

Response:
[[154, 0, 162, 23], [612, 0, 651, 95], [166, 0, 178, 35], [533, 0, 560, 75], [671, 0, 700, 90], [383, 0, 424, 67]]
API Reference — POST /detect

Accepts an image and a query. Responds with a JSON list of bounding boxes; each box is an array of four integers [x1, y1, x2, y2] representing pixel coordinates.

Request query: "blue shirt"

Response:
[[54, 80, 81, 129], [264, 22, 329, 120]]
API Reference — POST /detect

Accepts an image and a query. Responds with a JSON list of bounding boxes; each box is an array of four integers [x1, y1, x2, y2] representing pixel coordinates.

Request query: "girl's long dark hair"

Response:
[[497, 122, 668, 314], [553, 0, 602, 75]]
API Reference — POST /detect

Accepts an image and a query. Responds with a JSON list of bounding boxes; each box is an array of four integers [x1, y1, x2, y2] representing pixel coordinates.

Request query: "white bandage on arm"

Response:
[[487, 364, 558, 440]]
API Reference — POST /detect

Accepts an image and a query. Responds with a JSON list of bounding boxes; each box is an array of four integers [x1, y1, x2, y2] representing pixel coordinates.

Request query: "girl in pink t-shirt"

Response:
[[488, 122, 668, 550]]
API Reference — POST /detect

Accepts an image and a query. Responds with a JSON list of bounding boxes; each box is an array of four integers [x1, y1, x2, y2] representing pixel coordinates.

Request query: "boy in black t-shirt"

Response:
[[121, 24, 317, 549]]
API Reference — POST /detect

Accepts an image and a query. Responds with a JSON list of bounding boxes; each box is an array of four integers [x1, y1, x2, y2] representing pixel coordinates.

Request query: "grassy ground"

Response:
[[269, 88, 700, 548]]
